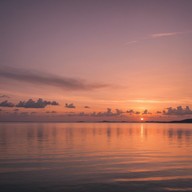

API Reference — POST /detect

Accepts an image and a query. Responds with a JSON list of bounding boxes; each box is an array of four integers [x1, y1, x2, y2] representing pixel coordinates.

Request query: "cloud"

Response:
[[126, 109, 140, 115], [126, 31, 192, 46], [90, 108, 123, 117], [151, 30, 192, 39], [151, 32, 180, 38], [0, 66, 109, 91], [163, 106, 192, 115], [16, 98, 59, 108], [0, 100, 14, 107], [50, 101, 59, 105], [142, 109, 152, 115], [126, 40, 137, 45], [115, 109, 124, 115], [84, 106, 90, 109], [126, 109, 135, 115], [156, 111, 162, 114], [0, 95, 10, 98], [65, 103, 76, 108]]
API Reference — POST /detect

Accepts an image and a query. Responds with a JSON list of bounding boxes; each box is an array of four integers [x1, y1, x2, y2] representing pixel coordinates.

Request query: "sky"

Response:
[[1, 0, 192, 121]]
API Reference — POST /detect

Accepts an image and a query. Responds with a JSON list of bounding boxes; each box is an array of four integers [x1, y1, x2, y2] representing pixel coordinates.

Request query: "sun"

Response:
[[140, 117, 144, 121]]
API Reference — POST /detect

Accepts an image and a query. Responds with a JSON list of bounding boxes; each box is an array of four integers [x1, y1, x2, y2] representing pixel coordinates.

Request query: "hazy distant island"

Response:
[[1, 119, 192, 123], [83, 119, 192, 123], [95, 119, 192, 123], [145, 118, 192, 124]]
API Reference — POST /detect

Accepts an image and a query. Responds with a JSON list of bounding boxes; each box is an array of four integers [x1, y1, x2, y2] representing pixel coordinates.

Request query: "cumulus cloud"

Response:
[[90, 108, 123, 117], [0, 100, 14, 107], [16, 98, 59, 108], [163, 106, 192, 115], [0, 66, 109, 91], [126, 109, 135, 115], [126, 110, 140, 115], [142, 109, 152, 115], [51, 101, 59, 105], [115, 109, 124, 115], [65, 103, 76, 108]]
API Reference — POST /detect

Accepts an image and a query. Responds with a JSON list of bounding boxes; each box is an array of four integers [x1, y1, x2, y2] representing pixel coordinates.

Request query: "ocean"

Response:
[[0, 122, 192, 192]]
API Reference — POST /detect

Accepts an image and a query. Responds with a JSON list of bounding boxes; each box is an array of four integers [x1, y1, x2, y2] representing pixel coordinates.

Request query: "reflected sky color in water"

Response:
[[0, 123, 192, 192]]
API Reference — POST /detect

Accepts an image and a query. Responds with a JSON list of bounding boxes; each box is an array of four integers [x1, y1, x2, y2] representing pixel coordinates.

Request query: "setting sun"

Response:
[[141, 118, 144, 121]]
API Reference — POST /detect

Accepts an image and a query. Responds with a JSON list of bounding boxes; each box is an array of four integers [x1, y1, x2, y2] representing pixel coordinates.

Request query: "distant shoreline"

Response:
[[1, 119, 192, 124]]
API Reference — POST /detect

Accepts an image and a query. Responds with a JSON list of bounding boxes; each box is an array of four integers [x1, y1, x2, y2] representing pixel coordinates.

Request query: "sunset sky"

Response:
[[1, 0, 192, 121]]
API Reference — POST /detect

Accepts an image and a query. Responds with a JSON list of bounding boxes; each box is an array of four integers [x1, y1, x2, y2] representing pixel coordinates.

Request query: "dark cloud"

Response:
[[142, 109, 152, 115], [65, 103, 76, 108], [16, 98, 59, 108], [126, 109, 135, 115], [60, 108, 124, 118], [126, 110, 140, 115], [84, 106, 90, 109], [156, 111, 162, 114], [0, 66, 109, 91], [115, 109, 124, 115], [91, 108, 123, 117], [163, 106, 192, 115], [0, 100, 14, 107], [0, 95, 9, 98], [51, 101, 59, 105]]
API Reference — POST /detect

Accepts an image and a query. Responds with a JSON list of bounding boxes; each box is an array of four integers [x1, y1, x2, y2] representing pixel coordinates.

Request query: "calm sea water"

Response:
[[0, 123, 192, 192]]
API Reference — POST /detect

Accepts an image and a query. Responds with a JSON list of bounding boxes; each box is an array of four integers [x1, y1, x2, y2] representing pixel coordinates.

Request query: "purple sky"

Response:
[[1, 0, 192, 121]]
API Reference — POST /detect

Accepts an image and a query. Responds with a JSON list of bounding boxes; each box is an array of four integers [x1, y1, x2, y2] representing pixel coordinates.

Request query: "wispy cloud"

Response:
[[126, 30, 192, 45], [151, 32, 180, 38], [126, 40, 137, 45], [151, 31, 188, 38], [0, 66, 109, 91]]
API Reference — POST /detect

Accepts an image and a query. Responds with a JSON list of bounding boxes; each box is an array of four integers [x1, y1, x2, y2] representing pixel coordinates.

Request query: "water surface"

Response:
[[0, 123, 192, 192]]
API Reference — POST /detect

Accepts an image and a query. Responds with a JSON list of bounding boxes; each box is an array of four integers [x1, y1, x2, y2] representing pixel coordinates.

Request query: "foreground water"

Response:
[[0, 123, 192, 192]]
